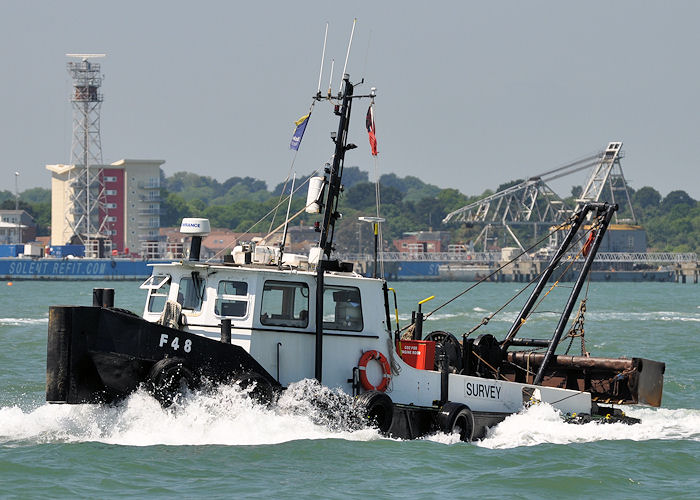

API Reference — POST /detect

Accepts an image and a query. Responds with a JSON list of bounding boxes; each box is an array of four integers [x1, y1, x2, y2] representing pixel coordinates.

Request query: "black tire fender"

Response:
[[232, 371, 275, 405], [356, 390, 394, 434], [437, 401, 474, 442], [146, 357, 195, 407]]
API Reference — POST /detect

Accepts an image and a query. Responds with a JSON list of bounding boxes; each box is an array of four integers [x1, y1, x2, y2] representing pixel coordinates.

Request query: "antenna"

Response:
[[327, 59, 335, 97], [279, 173, 296, 267], [317, 23, 329, 95], [339, 18, 357, 93]]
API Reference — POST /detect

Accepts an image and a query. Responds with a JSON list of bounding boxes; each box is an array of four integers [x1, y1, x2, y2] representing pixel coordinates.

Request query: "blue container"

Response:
[[0, 244, 24, 257], [51, 245, 85, 258], [396, 261, 440, 278]]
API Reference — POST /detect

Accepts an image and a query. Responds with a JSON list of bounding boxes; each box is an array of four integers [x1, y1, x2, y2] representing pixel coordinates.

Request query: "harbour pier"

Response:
[[342, 252, 698, 283]]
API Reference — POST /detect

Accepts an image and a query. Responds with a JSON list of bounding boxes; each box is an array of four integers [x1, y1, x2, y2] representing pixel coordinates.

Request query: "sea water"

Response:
[[0, 280, 698, 498]]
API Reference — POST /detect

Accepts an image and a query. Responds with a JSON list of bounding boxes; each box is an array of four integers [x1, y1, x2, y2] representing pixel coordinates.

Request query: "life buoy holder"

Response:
[[358, 350, 391, 392]]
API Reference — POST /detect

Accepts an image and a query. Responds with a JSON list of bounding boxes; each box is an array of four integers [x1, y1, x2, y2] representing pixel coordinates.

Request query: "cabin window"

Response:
[[140, 274, 171, 313], [323, 286, 363, 332], [215, 280, 248, 317], [260, 280, 308, 328], [178, 273, 206, 311]]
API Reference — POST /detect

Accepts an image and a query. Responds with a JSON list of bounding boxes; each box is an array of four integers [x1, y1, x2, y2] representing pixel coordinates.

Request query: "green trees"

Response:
[[160, 191, 190, 227], [7, 171, 700, 253], [662, 190, 696, 212], [633, 186, 662, 209], [642, 189, 699, 252]]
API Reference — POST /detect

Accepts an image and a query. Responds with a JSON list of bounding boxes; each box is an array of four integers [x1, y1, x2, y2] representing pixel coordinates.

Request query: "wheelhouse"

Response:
[[139, 262, 388, 389]]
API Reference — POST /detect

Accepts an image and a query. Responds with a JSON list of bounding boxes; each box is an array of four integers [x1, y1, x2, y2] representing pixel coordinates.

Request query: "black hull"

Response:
[[46, 306, 279, 404]]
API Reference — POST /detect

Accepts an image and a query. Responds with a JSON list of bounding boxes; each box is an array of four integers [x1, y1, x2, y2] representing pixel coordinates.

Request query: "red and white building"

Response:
[[47, 159, 164, 255]]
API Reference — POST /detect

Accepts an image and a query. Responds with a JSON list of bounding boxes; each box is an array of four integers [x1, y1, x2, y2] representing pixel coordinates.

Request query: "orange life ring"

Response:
[[358, 350, 391, 392]]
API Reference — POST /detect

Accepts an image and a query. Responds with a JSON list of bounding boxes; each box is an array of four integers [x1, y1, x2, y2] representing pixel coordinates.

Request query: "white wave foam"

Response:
[[0, 381, 381, 447], [663, 315, 700, 322], [587, 311, 700, 322], [476, 404, 700, 449], [2, 387, 696, 448], [0, 317, 48, 326], [421, 431, 462, 445], [430, 309, 700, 325]]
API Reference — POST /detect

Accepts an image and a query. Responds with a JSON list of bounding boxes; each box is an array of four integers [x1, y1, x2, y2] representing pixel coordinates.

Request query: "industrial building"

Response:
[[40, 55, 166, 257], [0, 209, 36, 244], [46, 159, 164, 255]]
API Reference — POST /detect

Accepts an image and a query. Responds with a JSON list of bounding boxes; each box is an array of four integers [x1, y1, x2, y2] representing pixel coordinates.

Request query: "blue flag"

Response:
[[289, 113, 310, 151]]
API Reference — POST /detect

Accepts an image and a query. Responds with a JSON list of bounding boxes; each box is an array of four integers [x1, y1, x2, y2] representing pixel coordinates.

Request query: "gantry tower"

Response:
[[442, 141, 636, 251], [65, 53, 109, 251]]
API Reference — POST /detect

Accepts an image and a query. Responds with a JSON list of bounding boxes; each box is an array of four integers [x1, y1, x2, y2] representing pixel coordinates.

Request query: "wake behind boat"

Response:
[[45, 72, 664, 441]]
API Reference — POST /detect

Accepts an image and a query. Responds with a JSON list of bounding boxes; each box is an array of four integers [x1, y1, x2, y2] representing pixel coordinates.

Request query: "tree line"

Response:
[[1, 168, 698, 253]]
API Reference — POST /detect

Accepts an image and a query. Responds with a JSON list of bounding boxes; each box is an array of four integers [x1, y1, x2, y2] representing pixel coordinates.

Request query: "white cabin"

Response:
[[140, 258, 590, 414]]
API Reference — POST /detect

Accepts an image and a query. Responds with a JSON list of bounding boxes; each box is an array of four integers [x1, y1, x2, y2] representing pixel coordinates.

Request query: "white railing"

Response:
[[337, 251, 697, 264], [590, 252, 697, 263]]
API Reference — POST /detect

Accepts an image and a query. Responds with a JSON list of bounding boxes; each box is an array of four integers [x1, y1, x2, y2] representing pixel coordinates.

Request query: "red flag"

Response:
[[366, 105, 378, 156], [582, 230, 596, 257]]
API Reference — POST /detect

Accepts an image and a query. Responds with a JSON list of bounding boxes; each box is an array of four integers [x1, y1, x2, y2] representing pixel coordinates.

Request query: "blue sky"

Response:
[[1, 1, 698, 199]]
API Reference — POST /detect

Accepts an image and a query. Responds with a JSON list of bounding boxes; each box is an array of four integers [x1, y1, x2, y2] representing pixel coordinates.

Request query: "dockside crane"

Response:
[[442, 141, 636, 250]]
